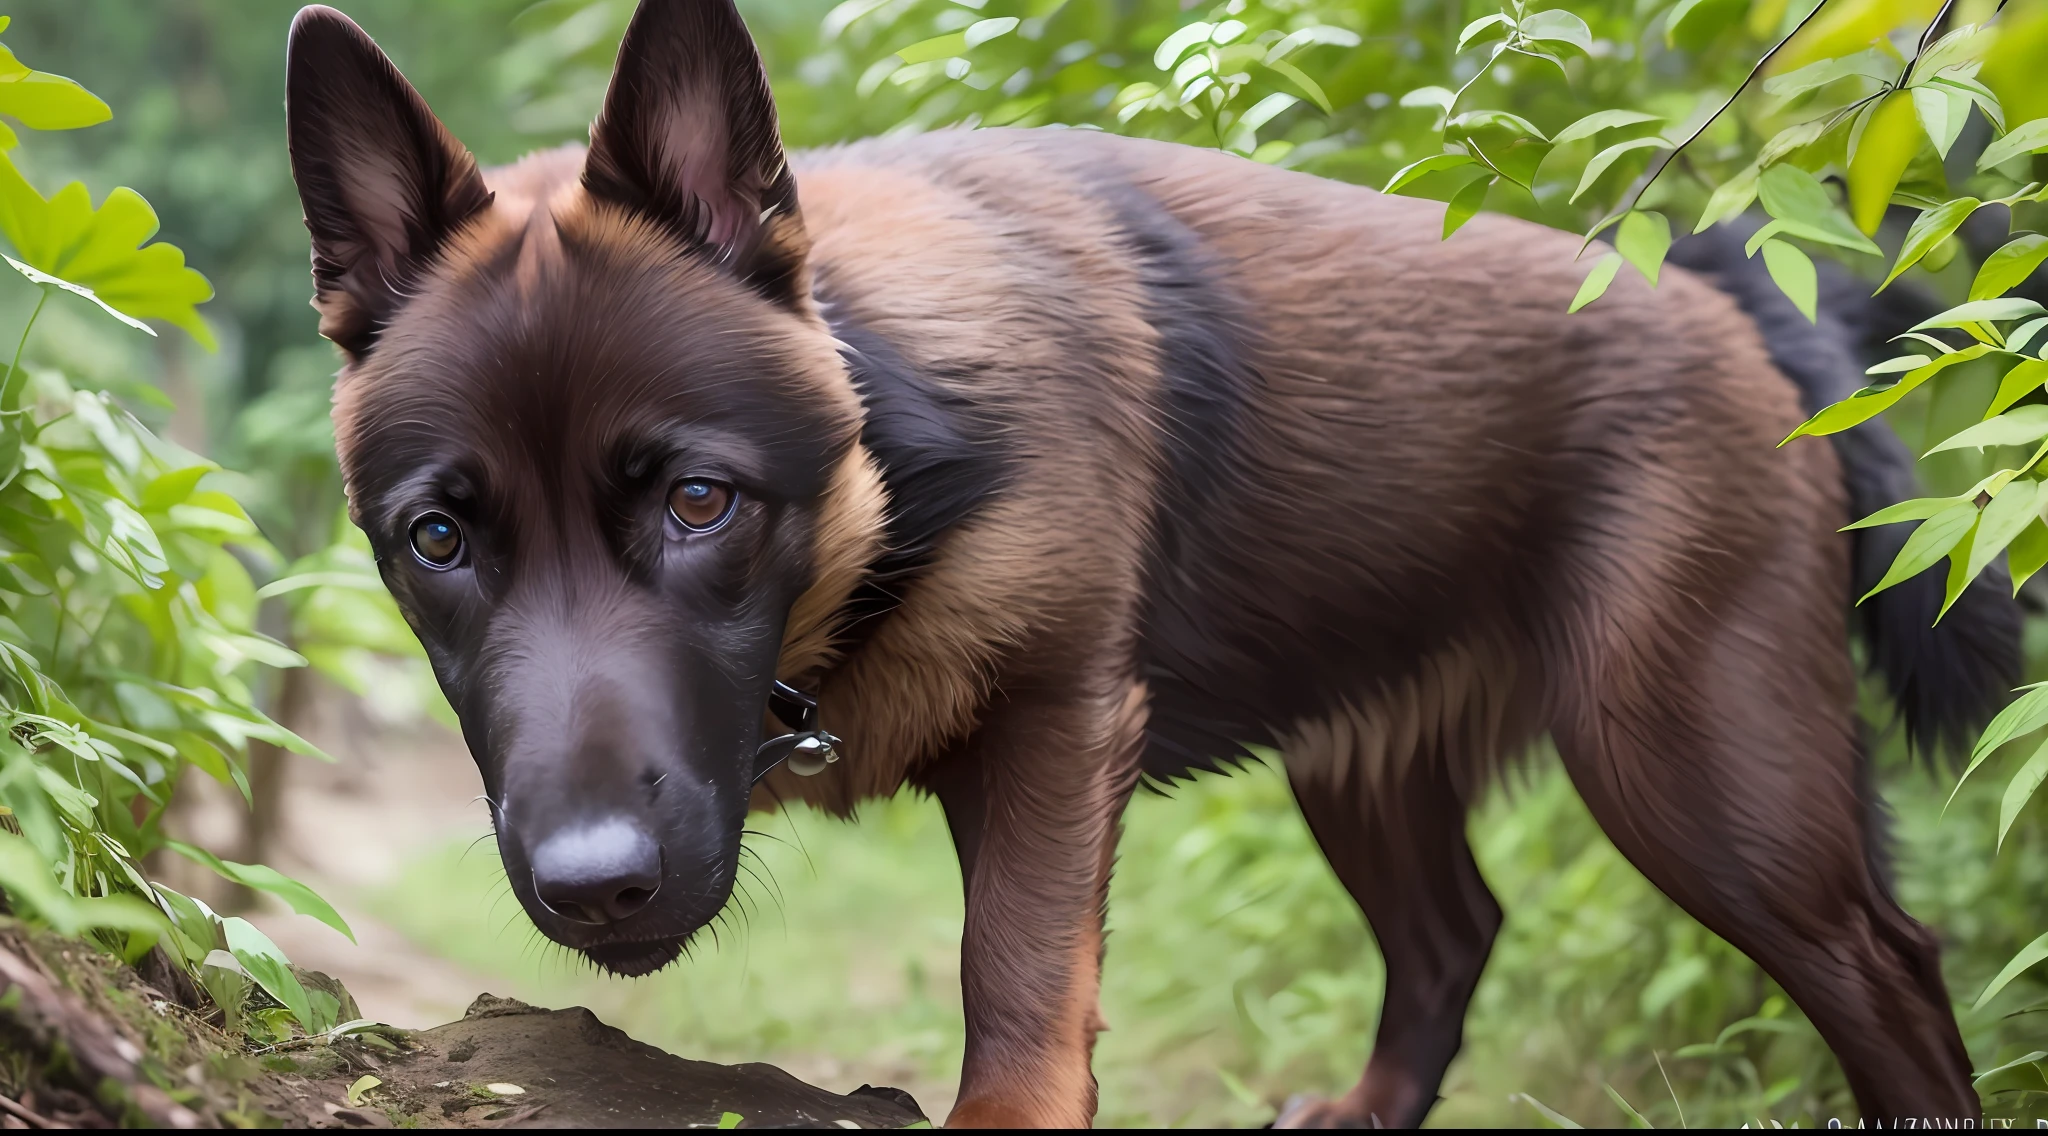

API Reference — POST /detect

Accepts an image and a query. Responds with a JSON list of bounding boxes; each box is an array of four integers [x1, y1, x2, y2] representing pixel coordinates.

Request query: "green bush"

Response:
[[0, 13, 380, 1044]]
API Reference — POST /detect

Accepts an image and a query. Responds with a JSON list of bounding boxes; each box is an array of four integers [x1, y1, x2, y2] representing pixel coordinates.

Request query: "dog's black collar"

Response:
[[751, 680, 842, 783], [753, 303, 1002, 786]]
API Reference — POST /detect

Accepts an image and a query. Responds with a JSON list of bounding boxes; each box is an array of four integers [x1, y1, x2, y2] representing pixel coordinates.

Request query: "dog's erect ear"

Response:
[[286, 6, 492, 359], [583, 0, 807, 306]]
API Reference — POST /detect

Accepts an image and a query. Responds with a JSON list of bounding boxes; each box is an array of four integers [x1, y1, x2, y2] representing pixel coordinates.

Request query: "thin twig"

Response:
[[0, 288, 48, 416], [1444, 43, 1515, 181], [0, 1092, 61, 1130], [1594, 0, 1843, 237], [1912, 0, 1962, 62]]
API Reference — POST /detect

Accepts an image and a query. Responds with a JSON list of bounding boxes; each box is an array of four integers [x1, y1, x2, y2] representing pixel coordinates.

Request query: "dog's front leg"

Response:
[[919, 681, 1145, 1128]]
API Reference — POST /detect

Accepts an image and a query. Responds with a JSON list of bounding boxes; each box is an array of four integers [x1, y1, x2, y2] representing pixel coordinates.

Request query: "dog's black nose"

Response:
[[528, 818, 663, 925]]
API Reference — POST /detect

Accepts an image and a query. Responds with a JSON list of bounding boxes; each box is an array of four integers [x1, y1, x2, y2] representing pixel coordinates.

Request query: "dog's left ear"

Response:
[[583, 0, 807, 306]]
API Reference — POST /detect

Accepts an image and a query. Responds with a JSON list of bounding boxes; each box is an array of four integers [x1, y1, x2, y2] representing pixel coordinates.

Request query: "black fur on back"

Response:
[[820, 304, 1015, 655], [1669, 222, 2024, 757], [1081, 176, 1271, 786]]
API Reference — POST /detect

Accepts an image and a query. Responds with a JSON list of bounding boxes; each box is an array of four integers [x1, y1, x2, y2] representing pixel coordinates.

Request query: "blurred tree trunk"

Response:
[[238, 661, 309, 879]]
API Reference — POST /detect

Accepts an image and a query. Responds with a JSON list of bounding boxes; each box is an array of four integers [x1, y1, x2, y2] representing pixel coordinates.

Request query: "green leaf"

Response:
[[1664, 0, 1716, 45], [1848, 91, 1923, 235], [1882, 198, 1980, 289], [1235, 93, 1297, 134], [1457, 13, 1516, 52], [1487, 139, 1553, 190], [2014, 317, 2048, 356], [1968, 479, 2047, 585], [4, 255, 151, 336], [1443, 175, 1494, 239], [1447, 109, 1548, 141], [1960, 682, 2048, 796], [1989, 359, 2048, 418], [1398, 86, 1455, 112], [1694, 166, 1760, 233], [1518, 9, 1594, 55], [1928, 72, 2005, 131], [2010, 518, 2048, 591], [1260, 59, 1332, 114], [1928, 405, 2048, 454], [1761, 239, 1817, 322], [1784, 348, 1987, 440], [1762, 49, 1896, 99], [0, 832, 164, 938], [1972, 234, 2048, 302], [1759, 118, 1829, 168], [1998, 736, 2048, 849], [963, 17, 1018, 48], [1716, 1016, 1807, 1046], [196, 951, 250, 1034], [1569, 252, 1624, 313], [1860, 501, 1978, 601], [1551, 109, 1661, 146], [1382, 152, 1475, 194], [1572, 137, 1665, 203], [718, 1112, 745, 1129], [1153, 21, 1214, 70], [1867, 353, 1935, 375], [347, 1075, 382, 1108], [1843, 496, 1958, 529], [1513, 1093, 1586, 1129], [1758, 164, 1882, 256], [1743, 214, 1878, 259], [224, 916, 315, 1031], [167, 841, 354, 941], [1603, 1084, 1653, 1129], [1912, 297, 2048, 331], [1973, 931, 2048, 1013], [1980, 116, 2048, 171], [1913, 22, 1994, 79], [1974, 1050, 2048, 1086], [140, 464, 211, 512], [1944, 484, 1995, 614], [254, 570, 386, 600], [1616, 211, 1672, 285], [0, 153, 213, 347], [894, 31, 968, 64], [0, 45, 110, 132], [1913, 84, 1971, 159]]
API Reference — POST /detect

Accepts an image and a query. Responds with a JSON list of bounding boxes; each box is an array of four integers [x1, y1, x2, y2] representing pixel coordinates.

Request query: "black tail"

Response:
[[1669, 222, 2023, 757]]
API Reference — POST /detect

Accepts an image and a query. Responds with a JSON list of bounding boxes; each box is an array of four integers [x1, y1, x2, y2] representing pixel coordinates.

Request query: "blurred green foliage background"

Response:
[[3, 0, 2046, 1126]]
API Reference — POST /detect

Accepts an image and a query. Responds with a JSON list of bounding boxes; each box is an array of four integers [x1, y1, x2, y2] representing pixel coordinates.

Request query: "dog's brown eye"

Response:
[[668, 479, 735, 532], [409, 512, 464, 568]]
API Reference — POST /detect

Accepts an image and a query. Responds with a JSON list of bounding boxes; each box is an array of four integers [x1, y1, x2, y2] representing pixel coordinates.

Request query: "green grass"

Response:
[[366, 754, 2048, 1127]]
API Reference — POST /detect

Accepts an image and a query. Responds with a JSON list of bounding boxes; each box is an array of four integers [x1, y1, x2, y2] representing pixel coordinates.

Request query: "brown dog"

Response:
[[284, 0, 2016, 1125]]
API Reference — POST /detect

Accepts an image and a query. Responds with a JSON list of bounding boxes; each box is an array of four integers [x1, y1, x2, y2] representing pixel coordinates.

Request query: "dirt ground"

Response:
[[156, 678, 961, 1120], [0, 916, 930, 1128]]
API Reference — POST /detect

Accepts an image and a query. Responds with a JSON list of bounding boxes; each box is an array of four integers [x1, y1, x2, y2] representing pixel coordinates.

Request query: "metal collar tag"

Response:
[[752, 680, 842, 783]]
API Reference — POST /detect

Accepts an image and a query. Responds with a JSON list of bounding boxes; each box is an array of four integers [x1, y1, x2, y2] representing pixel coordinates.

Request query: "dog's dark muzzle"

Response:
[[490, 676, 837, 974]]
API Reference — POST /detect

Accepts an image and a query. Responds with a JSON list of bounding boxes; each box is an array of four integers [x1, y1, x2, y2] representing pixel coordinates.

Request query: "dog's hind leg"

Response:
[[1549, 542, 1976, 1123], [1274, 694, 1505, 1129]]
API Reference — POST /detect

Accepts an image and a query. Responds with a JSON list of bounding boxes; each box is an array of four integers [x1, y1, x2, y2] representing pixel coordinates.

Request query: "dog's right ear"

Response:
[[582, 0, 806, 307], [286, 6, 491, 359]]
